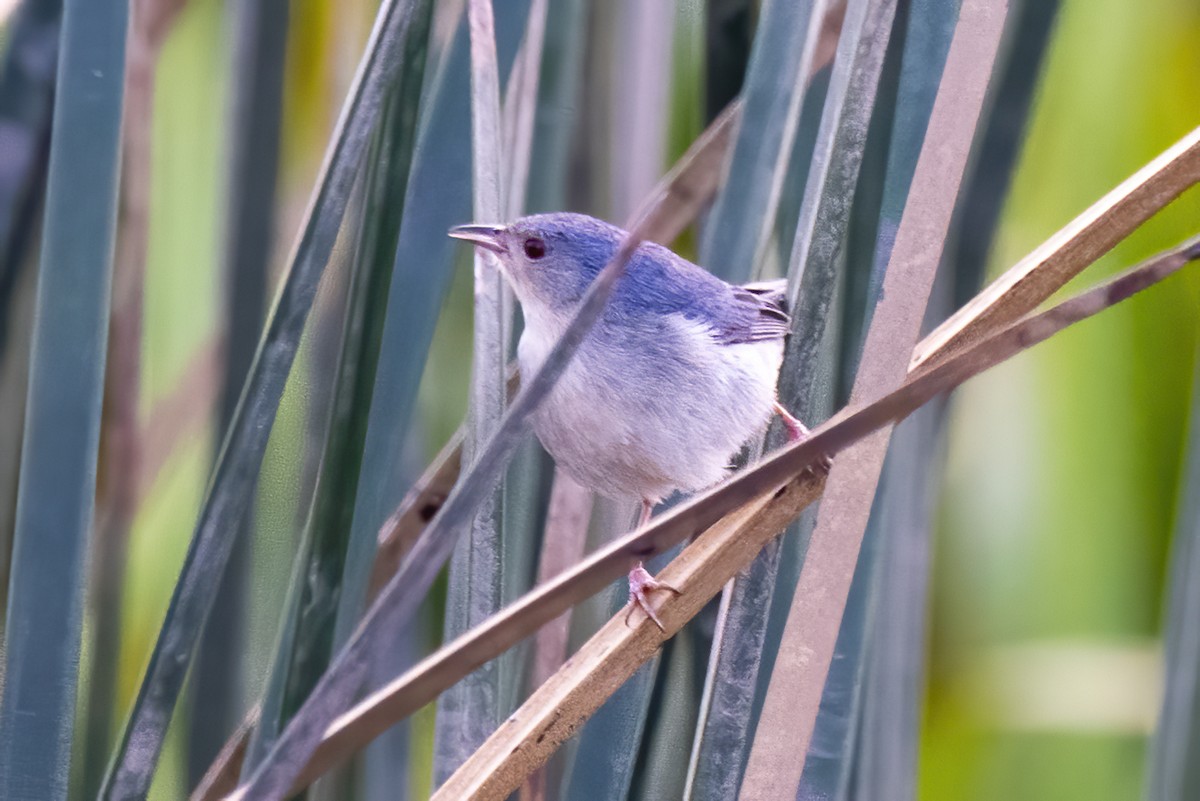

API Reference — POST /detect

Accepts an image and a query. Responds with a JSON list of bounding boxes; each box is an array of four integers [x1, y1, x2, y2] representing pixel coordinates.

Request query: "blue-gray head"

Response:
[[449, 212, 623, 314], [450, 212, 790, 346]]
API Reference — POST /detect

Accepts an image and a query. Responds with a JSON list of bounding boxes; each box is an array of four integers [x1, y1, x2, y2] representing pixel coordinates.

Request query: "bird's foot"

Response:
[[625, 563, 680, 632]]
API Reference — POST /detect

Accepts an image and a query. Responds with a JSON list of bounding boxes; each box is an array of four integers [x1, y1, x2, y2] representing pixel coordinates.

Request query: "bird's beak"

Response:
[[448, 224, 506, 254]]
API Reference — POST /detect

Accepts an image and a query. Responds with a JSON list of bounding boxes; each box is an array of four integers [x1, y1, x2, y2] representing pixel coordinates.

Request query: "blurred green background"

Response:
[[4, 0, 1198, 797], [930, 1, 1200, 799]]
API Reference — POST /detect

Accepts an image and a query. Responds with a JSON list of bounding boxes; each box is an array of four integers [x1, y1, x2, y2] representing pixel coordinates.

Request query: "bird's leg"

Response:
[[773, 400, 812, 443], [637, 498, 654, 528], [626, 499, 680, 632], [774, 400, 832, 469]]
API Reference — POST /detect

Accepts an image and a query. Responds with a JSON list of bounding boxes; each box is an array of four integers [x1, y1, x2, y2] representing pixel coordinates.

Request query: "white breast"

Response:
[[517, 310, 783, 504]]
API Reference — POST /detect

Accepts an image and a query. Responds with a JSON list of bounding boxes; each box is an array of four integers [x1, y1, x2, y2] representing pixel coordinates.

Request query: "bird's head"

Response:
[[449, 212, 623, 317]]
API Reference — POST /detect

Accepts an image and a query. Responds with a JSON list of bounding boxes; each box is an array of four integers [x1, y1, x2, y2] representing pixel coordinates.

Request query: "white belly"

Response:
[[517, 314, 783, 504]]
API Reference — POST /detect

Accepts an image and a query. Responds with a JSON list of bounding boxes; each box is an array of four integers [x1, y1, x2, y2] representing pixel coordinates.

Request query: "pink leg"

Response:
[[774, 400, 832, 469], [773, 400, 811, 443], [626, 499, 680, 632], [637, 499, 654, 528]]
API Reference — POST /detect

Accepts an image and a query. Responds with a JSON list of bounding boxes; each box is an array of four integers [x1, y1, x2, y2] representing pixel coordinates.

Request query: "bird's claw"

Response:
[[625, 565, 680, 632], [784, 424, 833, 473]]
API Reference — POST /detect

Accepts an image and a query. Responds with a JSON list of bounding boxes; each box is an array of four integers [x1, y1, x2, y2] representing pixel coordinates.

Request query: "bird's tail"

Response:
[[740, 278, 789, 315]]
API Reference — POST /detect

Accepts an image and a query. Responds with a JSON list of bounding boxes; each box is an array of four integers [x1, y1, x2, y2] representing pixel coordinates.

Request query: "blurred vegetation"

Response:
[[0, 0, 1196, 798]]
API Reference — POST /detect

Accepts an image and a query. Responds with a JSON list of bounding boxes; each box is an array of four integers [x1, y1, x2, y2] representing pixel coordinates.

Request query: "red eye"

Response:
[[523, 237, 546, 259]]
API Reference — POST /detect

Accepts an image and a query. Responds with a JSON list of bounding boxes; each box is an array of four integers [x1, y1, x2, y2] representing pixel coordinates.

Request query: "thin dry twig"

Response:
[[913, 122, 1200, 367]]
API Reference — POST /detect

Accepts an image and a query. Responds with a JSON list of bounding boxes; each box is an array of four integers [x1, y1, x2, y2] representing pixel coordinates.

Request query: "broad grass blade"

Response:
[[1148, 318, 1200, 801], [434, 0, 518, 784], [0, 0, 127, 796]]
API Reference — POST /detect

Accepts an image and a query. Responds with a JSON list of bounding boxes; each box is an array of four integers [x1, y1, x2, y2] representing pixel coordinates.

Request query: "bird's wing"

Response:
[[706, 278, 790, 345], [619, 246, 791, 345]]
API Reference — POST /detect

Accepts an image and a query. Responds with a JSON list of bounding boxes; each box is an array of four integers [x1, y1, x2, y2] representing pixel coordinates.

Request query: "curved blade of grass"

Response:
[[699, 0, 828, 282], [496, 0, 555, 758], [740, 3, 1008, 796], [427, 238, 1200, 801], [187, 0, 286, 782], [0, 0, 59, 358], [1147, 323, 1200, 801], [244, 0, 434, 774], [98, 0, 431, 796], [0, 0, 127, 796], [686, 0, 900, 795]]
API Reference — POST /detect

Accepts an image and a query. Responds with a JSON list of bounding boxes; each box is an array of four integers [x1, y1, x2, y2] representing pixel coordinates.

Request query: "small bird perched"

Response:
[[450, 212, 811, 629]]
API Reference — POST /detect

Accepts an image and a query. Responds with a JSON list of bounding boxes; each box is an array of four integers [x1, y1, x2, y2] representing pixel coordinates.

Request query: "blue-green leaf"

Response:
[[0, 0, 127, 797]]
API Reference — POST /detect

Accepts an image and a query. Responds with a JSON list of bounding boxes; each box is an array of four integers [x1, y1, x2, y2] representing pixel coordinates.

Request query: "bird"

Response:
[[449, 212, 812, 630]]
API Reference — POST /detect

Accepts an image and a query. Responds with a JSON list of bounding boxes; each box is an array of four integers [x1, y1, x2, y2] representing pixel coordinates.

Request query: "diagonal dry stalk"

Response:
[[913, 123, 1200, 367]]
